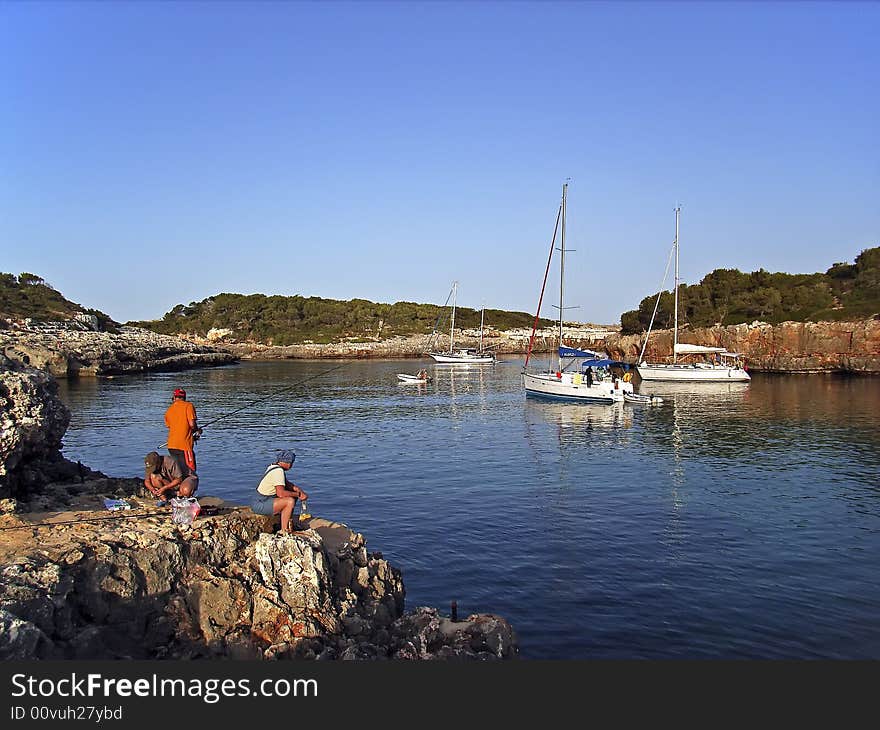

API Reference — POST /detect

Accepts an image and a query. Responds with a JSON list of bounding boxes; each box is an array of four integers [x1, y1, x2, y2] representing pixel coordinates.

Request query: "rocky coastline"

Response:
[[197, 329, 563, 361], [208, 319, 880, 374], [0, 360, 518, 660], [4, 317, 878, 376], [604, 319, 880, 374], [0, 325, 237, 378]]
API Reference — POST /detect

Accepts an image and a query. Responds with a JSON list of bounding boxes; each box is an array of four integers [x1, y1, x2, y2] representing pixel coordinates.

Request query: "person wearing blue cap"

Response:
[[251, 450, 309, 533]]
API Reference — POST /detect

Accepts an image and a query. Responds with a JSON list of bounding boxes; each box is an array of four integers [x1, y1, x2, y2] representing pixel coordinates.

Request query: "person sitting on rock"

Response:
[[251, 449, 309, 534], [143, 451, 199, 500]]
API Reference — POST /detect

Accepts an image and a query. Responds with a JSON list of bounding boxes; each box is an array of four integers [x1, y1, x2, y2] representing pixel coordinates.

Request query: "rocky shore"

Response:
[[0, 325, 237, 377], [605, 319, 880, 374], [0, 361, 518, 660], [7, 316, 876, 376], [209, 319, 880, 374], [208, 330, 556, 360]]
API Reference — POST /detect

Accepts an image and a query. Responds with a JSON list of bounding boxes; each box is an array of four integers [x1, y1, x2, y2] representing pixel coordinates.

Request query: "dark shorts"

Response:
[[169, 448, 197, 475], [251, 493, 276, 516]]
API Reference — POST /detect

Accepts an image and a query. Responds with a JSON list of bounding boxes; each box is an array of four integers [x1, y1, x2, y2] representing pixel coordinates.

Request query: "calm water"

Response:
[[56, 359, 880, 659]]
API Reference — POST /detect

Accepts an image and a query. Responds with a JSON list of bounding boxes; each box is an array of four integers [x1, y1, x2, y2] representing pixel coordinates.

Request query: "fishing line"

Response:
[[156, 359, 351, 448]]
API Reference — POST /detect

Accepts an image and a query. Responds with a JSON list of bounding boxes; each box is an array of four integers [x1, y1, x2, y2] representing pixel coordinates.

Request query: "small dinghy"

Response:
[[623, 391, 663, 405], [397, 373, 430, 384]]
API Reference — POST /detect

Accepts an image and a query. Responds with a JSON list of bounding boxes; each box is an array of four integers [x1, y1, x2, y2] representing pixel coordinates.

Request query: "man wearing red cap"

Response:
[[165, 388, 200, 475]]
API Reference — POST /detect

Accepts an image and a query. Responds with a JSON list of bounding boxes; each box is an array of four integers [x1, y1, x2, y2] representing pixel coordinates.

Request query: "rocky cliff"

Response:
[[0, 360, 102, 502], [605, 319, 880, 374], [0, 364, 517, 660], [1, 325, 237, 377]]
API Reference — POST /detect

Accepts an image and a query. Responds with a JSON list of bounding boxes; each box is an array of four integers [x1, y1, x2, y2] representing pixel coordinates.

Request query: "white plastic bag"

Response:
[[170, 497, 200, 525]]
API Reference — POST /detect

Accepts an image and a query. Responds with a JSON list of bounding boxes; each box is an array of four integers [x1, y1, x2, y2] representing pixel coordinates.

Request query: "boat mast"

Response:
[[673, 206, 680, 364], [479, 304, 485, 353], [449, 281, 458, 353], [558, 182, 567, 373]]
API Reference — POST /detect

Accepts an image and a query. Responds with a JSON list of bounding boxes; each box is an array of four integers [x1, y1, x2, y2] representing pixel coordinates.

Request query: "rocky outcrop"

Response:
[[0, 490, 517, 660], [212, 329, 576, 360], [0, 361, 102, 503], [605, 319, 880, 373], [1, 326, 237, 377], [0, 364, 517, 660]]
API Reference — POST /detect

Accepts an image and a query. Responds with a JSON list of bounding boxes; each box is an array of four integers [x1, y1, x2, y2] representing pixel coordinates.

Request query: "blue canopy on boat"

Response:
[[558, 346, 600, 358], [581, 358, 631, 371]]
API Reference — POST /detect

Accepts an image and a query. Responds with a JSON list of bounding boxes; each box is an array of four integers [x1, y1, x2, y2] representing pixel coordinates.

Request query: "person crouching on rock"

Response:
[[144, 451, 199, 500], [251, 449, 308, 534]]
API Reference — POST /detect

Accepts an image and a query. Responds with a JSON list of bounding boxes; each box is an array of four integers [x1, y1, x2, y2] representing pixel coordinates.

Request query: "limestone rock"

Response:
[[0, 326, 236, 377], [605, 319, 880, 373]]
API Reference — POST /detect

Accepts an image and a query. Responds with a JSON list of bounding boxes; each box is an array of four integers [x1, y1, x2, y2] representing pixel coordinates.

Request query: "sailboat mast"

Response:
[[479, 304, 485, 353], [558, 183, 567, 372], [449, 281, 458, 353], [673, 206, 680, 364]]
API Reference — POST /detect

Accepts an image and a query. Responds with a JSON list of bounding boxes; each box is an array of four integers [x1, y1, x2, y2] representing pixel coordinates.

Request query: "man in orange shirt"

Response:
[[165, 388, 201, 475]]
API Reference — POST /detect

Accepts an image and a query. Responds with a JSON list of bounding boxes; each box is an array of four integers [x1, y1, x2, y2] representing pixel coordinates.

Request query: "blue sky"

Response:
[[1, 1, 877, 325]]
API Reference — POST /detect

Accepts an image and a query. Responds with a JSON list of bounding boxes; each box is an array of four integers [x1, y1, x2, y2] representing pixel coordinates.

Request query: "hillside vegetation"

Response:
[[132, 293, 554, 345], [620, 246, 880, 335], [0, 272, 117, 331]]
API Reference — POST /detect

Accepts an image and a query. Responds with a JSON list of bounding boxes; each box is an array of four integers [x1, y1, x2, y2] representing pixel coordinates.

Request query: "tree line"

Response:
[[0, 272, 117, 331], [620, 246, 880, 335], [130, 292, 554, 345]]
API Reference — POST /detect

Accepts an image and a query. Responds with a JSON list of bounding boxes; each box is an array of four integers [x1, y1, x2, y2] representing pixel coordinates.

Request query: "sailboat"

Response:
[[522, 183, 634, 403], [428, 281, 496, 364], [635, 207, 750, 382]]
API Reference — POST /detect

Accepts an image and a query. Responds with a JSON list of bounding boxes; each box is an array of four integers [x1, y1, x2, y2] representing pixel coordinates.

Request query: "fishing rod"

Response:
[[0, 509, 171, 532], [156, 360, 351, 448], [0, 503, 244, 532]]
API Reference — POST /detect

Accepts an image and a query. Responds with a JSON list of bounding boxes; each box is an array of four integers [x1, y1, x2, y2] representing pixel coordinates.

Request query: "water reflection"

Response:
[[55, 362, 880, 658]]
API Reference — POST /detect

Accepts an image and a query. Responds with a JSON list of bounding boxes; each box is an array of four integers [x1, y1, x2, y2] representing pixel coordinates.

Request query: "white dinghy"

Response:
[[397, 373, 430, 384], [623, 391, 663, 405]]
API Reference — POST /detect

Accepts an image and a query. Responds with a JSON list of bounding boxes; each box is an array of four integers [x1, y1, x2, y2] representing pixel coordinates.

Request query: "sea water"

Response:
[[57, 359, 880, 658]]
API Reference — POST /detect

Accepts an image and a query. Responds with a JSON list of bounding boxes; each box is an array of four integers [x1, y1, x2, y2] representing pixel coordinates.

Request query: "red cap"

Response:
[[173, 388, 186, 399]]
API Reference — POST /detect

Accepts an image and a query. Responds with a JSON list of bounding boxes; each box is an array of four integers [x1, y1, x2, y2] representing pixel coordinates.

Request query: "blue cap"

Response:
[[276, 450, 296, 465]]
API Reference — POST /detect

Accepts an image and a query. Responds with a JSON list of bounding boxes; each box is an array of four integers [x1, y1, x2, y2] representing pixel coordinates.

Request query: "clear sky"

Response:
[[1, 1, 877, 325]]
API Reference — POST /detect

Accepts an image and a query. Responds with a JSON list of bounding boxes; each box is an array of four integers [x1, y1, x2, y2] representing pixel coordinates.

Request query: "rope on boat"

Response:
[[524, 202, 562, 369], [425, 284, 456, 352], [638, 239, 677, 365]]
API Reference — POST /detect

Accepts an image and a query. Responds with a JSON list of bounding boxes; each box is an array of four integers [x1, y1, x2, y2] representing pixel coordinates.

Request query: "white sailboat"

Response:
[[428, 281, 496, 364], [636, 207, 750, 382], [522, 182, 634, 403]]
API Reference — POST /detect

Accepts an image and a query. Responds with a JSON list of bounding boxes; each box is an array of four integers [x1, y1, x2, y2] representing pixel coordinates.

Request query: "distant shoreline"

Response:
[[3, 319, 878, 375]]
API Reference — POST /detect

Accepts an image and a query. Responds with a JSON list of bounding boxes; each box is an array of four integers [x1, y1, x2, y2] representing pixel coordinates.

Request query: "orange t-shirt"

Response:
[[164, 400, 197, 450]]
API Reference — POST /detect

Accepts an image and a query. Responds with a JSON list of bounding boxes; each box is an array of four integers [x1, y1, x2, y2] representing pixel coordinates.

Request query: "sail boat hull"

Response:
[[427, 282, 495, 364], [523, 371, 630, 403], [636, 363, 751, 382], [637, 208, 752, 385], [429, 352, 495, 364]]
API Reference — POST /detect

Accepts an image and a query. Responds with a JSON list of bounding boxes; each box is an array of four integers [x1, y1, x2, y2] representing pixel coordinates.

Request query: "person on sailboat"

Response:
[[585, 367, 593, 387], [417, 369, 428, 381], [251, 450, 309, 534]]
